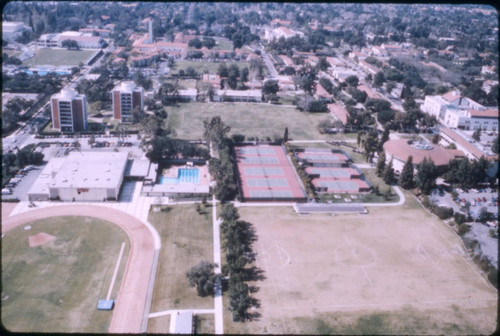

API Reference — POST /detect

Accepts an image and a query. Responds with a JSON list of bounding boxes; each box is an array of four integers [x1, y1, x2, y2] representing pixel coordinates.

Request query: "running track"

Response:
[[2, 205, 155, 333]]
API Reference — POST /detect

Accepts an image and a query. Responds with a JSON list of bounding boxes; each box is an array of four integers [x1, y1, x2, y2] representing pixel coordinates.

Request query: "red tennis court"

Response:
[[235, 145, 307, 201]]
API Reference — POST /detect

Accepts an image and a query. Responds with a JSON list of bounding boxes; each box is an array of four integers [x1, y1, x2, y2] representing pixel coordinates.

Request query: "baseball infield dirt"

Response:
[[28, 232, 56, 247], [2, 205, 155, 333]]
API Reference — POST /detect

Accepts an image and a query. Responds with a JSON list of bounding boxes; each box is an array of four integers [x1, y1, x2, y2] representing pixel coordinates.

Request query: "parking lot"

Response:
[[432, 186, 498, 219], [4, 164, 46, 201]]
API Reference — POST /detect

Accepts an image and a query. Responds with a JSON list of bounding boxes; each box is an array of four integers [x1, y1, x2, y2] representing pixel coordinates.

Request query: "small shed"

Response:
[[97, 299, 115, 311]]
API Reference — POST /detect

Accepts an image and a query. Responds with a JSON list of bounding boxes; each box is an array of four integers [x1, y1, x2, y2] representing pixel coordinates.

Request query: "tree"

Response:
[[220, 203, 239, 222], [61, 39, 79, 50], [472, 127, 481, 142], [188, 38, 202, 49], [203, 116, 231, 149], [218, 63, 229, 77], [492, 135, 499, 154], [241, 67, 249, 82], [319, 77, 333, 94], [316, 56, 330, 71], [226, 64, 240, 89], [283, 127, 289, 143], [186, 261, 221, 297], [131, 106, 144, 124], [88, 134, 96, 146], [345, 75, 359, 88], [373, 71, 385, 88], [376, 150, 386, 177], [399, 155, 415, 189], [73, 139, 81, 151], [262, 80, 279, 96], [416, 157, 438, 195], [351, 89, 367, 103], [363, 131, 379, 163], [202, 37, 216, 49], [379, 128, 390, 151], [383, 158, 395, 184]]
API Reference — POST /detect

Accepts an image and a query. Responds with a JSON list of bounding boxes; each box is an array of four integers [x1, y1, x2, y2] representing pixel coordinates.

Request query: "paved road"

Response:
[[260, 48, 278, 78]]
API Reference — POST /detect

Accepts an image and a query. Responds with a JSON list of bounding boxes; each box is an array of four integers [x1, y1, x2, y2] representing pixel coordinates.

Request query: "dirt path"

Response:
[[2, 205, 155, 333]]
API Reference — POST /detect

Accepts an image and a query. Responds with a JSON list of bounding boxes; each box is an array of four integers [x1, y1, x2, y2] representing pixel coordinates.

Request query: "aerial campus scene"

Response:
[[1, 2, 498, 334]]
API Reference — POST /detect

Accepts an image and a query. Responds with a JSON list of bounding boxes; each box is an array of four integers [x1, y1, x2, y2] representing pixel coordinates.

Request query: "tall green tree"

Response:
[[203, 116, 231, 149], [376, 150, 386, 177], [472, 127, 481, 142], [383, 158, 395, 184], [186, 261, 221, 297], [399, 155, 415, 189], [416, 157, 438, 194]]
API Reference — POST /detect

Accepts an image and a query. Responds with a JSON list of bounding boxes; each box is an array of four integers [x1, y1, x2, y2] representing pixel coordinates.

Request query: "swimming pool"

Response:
[[160, 168, 199, 184], [24, 70, 70, 76]]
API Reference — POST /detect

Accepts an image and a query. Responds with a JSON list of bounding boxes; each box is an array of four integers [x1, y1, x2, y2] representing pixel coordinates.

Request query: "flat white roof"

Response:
[[50, 152, 129, 189], [215, 89, 262, 97], [28, 157, 66, 196], [125, 159, 151, 177]]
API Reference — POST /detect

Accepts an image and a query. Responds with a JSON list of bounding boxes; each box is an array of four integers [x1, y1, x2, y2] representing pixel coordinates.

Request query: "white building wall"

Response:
[[57, 187, 110, 201]]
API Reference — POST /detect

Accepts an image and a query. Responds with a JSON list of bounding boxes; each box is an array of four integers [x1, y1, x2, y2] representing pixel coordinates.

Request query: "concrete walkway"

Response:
[[362, 185, 406, 207], [149, 308, 215, 319], [212, 195, 224, 334]]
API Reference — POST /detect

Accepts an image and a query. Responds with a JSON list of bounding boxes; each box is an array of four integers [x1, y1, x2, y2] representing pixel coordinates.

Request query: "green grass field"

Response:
[[23, 48, 97, 67], [169, 60, 250, 75], [165, 102, 343, 141], [4, 49, 21, 57], [147, 204, 214, 333], [1, 216, 130, 333], [213, 37, 234, 50]]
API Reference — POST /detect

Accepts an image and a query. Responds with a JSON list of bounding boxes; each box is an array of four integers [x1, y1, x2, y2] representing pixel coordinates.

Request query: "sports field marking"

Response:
[[258, 239, 287, 333], [361, 266, 373, 287], [275, 240, 291, 268], [106, 242, 126, 301], [416, 244, 443, 273], [271, 296, 497, 311]]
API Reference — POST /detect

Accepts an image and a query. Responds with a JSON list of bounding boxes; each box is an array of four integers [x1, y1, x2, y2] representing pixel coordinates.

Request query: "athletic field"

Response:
[[23, 48, 97, 67], [165, 102, 339, 141], [224, 196, 497, 334], [1, 216, 130, 333]]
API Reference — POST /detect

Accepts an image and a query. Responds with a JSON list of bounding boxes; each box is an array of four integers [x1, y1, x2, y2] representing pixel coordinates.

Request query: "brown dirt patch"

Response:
[[28, 232, 56, 247]]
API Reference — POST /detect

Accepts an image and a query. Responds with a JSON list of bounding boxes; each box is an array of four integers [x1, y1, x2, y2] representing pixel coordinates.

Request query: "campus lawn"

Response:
[[169, 60, 250, 76], [1, 216, 130, 333], [165, 102, 344, 141], [4, 49, 21, 57], [213, 37, 234, 50], [23, 48, 97, 67], [147, 204, 214, 333]]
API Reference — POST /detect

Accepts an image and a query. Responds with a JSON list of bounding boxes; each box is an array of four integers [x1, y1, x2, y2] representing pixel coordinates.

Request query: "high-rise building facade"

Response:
[[51, 88, 88, 132], [112, 81, 144, 122]]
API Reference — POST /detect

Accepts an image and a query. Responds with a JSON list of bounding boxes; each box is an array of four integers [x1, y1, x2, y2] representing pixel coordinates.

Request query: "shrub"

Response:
[[454, 212, 466, 225], [457, 223, 470, 235], [433, 206, 454, 220]]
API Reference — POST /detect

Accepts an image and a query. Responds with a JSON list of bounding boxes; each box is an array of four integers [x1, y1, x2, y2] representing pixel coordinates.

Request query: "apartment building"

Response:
[[112, 81, 144, 122], [50, 88, 88, 132]]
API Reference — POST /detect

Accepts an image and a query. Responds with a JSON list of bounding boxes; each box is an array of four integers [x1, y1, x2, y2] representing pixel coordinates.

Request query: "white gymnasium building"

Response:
[[28, 152, 129, 202]]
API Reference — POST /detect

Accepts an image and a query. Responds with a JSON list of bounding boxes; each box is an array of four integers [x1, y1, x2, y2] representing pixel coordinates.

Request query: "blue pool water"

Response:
[[24, 70, 70, 76], [160, 168, 199, 184]]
